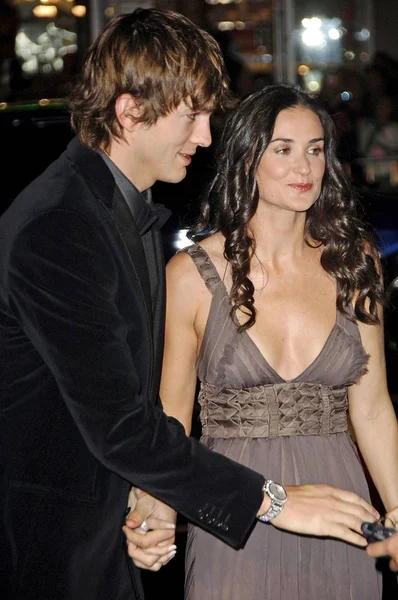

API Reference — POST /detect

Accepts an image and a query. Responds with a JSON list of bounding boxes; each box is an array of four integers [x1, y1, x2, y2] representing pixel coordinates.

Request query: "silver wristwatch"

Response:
[[257, 479, 287, 523]]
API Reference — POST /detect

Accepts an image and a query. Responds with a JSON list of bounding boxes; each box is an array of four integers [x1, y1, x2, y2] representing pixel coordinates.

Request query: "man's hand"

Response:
[[122, 488, 177, 571], [261, 484, 380, 547], [366, 532, 398, 571]]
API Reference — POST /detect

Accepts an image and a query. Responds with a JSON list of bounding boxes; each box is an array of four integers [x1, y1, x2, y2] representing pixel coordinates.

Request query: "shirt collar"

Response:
[[99, 151, 170, 234]]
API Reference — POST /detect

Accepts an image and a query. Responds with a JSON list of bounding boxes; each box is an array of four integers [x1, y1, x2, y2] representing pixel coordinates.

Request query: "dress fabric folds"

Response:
[[183, 244, 381, 600]]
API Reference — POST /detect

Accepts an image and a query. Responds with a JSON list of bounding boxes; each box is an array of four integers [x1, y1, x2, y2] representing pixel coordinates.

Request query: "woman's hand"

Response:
[[384, 505, 398, 528], [270, 484, 380, 547], [122, 489, 177, 571]]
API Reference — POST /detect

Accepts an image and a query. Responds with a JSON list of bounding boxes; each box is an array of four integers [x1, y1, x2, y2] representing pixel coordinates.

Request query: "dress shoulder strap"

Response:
[[181, 244, 223, 296]]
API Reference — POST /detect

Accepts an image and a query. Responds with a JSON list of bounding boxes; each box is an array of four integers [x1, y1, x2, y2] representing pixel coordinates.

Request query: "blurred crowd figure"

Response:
[[0, 0, 25, 101], [318, 52, 398, 188], [358, 55, 398, 185], [0, 0, 79, 102], [208, 28, 250, 98]]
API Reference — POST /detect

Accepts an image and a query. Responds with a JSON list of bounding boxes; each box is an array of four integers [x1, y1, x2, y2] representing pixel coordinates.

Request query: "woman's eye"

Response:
[[276, 147, 290, 155], [309, 147, 323, 155]]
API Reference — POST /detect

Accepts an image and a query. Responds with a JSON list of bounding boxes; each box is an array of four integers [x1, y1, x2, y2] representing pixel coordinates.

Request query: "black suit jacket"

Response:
[[0, 138, 264, 599]]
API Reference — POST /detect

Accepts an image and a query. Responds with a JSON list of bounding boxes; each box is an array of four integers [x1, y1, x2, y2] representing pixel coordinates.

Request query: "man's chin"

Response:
[[160, 169, 187, 184]]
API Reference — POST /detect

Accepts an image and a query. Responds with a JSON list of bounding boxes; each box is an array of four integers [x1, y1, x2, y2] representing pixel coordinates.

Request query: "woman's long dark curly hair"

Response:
[[191, 84, 383, 330]]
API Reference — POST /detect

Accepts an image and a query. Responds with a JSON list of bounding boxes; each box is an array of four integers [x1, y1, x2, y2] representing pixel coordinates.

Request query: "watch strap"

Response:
[[257, 479, 287, 523]]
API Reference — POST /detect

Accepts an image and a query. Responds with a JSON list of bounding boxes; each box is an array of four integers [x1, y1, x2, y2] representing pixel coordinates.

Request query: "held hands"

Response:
[[263, 484, 380, 547], [122, 488, 177, 571]]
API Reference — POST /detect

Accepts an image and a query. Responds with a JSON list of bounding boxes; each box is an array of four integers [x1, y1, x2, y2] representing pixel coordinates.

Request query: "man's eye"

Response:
[[187, 114, 197, 121]]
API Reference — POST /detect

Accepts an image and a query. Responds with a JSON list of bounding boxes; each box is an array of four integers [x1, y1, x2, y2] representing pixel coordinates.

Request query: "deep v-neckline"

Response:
[[241, 318, 339, 384], [196, 244, 339, 384]]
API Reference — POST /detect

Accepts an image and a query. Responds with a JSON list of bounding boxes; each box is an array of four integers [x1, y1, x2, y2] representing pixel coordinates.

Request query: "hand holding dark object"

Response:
[[361, 519, 396, 544], [366, 525, 398, 572], [364, 515, 398, 571]]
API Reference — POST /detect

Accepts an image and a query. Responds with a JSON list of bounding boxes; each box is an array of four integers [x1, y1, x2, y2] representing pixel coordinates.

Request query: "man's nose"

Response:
[[192, 118, 212, 148]]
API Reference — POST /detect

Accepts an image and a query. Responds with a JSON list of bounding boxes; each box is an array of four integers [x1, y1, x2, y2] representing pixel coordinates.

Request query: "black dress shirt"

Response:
[[99, 151, 170, 312], [99, 152, 170, 382]]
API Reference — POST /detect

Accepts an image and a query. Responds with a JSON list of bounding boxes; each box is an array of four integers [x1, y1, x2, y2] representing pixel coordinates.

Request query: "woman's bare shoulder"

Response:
[[166, 249, 198, 285], [192, 233, 227, 273], [165, 241, 222, 320], [166, 234, 226, 293], [196, 232, 224, 254]]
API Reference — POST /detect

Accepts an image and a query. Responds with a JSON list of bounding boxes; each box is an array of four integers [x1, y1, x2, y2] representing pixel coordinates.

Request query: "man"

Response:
[[0, 8, 379, 599]]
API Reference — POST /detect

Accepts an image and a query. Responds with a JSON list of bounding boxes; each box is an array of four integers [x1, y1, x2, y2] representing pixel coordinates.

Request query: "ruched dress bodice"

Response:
[[190, 243, 368, 441]]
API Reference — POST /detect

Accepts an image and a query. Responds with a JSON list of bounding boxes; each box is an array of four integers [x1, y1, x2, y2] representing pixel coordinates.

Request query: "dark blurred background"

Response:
[[1, 0, 398, 597]]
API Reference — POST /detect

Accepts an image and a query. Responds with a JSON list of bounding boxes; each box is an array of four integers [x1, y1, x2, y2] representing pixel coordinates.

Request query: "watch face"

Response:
[[269, 482, 287, 501]]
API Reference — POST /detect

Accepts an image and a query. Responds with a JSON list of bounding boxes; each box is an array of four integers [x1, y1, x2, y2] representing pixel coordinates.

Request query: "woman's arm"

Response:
[[160, 251, 207, 435], [348, 304, 398, 512]]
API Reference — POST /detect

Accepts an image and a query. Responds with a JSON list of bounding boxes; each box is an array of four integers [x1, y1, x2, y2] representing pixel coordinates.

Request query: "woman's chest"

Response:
[[240, 269, 337, 381]]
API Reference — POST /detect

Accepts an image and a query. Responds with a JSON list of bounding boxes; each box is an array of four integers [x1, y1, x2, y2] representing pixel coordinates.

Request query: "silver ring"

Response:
[[139, 520, 149, 532]]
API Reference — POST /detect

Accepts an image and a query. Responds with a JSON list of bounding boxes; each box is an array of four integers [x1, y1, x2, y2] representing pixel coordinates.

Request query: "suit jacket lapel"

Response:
[[150, 229, 166, 404], [66, 138, 153, 330], [109, 186, 153, 329]]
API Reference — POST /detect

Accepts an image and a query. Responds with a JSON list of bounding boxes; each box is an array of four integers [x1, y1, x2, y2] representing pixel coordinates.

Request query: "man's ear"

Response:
[[115, 93, 142, 132]]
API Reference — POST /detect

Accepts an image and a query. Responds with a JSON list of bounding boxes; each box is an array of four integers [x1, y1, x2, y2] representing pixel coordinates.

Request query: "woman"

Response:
[[160, 84, 398, 599]]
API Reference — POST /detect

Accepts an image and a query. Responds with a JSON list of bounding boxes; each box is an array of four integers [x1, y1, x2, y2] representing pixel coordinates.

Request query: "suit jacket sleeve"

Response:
[[7, 208, 264, 548]]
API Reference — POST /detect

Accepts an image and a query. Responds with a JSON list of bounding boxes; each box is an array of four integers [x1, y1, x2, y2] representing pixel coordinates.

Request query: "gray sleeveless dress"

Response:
[[183, 244, 381, 600]]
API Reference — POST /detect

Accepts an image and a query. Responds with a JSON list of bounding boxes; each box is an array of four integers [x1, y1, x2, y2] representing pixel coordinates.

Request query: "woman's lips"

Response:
[[288, 183, 313, 192]]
